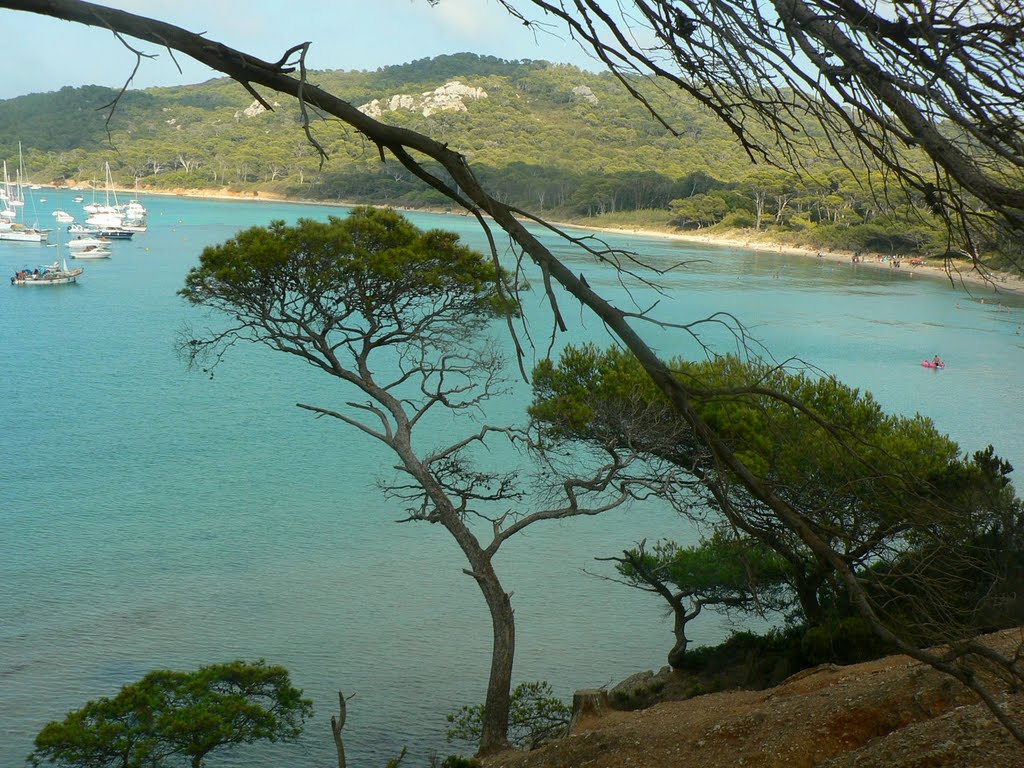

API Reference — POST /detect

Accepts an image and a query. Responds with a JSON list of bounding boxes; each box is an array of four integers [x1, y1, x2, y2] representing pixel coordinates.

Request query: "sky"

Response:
[[0, 0, 599, 100]]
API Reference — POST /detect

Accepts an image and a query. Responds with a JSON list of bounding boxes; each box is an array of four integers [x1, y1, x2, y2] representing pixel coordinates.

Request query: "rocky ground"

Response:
[[482, 628, 1024, 768]]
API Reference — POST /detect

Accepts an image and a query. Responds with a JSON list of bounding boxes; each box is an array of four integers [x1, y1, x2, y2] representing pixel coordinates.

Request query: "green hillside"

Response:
[[0, 53, 961, 258]]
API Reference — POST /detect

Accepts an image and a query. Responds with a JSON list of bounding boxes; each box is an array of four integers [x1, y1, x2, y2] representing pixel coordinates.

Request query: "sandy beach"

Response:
[[581, 225, 1024, 300], [78, 183, 1024, 300]]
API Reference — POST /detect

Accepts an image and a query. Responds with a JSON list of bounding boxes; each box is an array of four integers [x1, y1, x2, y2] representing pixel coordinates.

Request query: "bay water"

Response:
[[2, 192, 1022, 766]]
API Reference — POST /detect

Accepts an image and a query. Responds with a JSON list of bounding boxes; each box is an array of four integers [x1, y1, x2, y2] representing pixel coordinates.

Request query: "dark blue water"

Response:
[[3, 192, 1022, 766]]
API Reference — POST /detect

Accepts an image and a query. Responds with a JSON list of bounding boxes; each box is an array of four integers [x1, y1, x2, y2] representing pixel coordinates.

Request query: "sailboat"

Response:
[[120, 177, 148, 232], [81, 163, 145, 236], [0, 148, 50, 243], [11, 258, 83, 285], [11, 219, 87, 283], [84, 163, 122, 228], [0, 164, 14, 220], [0, 162, 48, 243]]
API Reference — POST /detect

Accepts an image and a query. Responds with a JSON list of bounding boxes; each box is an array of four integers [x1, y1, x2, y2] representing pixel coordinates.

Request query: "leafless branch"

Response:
[[11, 0, 1022, 742]]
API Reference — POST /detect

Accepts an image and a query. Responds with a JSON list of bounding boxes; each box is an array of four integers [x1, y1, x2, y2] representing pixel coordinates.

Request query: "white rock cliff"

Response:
[[359, 80, 488, 118]]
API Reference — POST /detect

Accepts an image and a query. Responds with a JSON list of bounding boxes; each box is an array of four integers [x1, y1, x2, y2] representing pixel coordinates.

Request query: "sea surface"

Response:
[[3, 192, 1023, 766]]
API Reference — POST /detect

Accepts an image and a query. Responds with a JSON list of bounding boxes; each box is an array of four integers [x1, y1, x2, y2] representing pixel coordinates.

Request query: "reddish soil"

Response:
[[483, 628, 1024, 768]]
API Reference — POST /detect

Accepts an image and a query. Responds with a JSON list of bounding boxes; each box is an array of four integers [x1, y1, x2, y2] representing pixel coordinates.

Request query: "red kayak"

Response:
[[921, 360, 945, 368]]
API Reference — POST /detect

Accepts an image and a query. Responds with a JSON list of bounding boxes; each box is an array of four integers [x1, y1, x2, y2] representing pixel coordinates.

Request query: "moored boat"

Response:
[[81, 165, 148, 234], [68, 223, 133, 239], [0, 221, 49, 242], [67, 235, 112, 249], [94, 227, 133, 240], [0, 159, 49, 242], [11, 259, 83, 285], [70, 245, 111, 259]]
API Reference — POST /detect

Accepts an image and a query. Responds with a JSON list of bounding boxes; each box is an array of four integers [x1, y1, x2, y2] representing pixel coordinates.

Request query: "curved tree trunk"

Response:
[[473, 560, 515, 756], [383, 398, 519, 754], [793, 571, 825, 626], [331, 691, 347, 768], [667, 602, 692, 670], [422, 504, 515, 755]]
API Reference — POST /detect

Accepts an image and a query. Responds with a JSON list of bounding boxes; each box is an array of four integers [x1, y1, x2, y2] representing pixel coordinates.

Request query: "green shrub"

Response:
[[801, 616, 889, 665], [717, 210, 756, 228], [447, 681, 571, 750]]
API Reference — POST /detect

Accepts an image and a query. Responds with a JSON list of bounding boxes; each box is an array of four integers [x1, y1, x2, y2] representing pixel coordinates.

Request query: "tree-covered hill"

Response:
[[0, 52, 959, 258]]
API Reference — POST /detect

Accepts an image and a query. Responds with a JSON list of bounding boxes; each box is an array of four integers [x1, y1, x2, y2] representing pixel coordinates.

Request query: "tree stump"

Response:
[[570, 688, 610, 729]]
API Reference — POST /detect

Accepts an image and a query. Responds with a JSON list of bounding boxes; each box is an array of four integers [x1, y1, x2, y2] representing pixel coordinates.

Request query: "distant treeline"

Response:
[[0, 53, 983, 258]]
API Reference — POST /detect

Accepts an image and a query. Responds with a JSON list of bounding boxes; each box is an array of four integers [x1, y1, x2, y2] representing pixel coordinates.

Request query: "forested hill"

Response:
[[0, 53, 749, 201], [0, 53, 953, 257]]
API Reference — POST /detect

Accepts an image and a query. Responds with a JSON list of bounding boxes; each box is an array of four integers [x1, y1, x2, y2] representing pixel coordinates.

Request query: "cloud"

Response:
[[432, 0, 491, 38], [430, 0, 511, 41]]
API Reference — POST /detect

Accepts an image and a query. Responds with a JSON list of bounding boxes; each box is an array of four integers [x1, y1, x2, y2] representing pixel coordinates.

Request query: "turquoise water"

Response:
[[3, 193, 1023, 766]]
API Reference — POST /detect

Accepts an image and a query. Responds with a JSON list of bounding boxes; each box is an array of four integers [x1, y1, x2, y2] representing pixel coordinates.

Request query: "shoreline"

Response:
[[571, 224, 1024, 300], [76, 183, 1024, 299]]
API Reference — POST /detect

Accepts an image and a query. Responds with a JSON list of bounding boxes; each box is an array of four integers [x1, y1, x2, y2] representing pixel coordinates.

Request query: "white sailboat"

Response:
[[83, 163, 146, 235], [120, 177, 148, 232], [0, 151, 50, 243], [0, 170, 14, 220]]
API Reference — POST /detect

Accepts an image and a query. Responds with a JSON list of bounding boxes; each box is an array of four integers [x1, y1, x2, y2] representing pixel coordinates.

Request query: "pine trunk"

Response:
[[474, 562, 515, 756]]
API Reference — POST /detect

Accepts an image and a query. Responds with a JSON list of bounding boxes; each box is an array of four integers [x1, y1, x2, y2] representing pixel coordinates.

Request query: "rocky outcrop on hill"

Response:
[[234, 99, 280, 119], [571, 85, 598, 104], [358, 80, 487, 118], [483, 628, 1024, 768]]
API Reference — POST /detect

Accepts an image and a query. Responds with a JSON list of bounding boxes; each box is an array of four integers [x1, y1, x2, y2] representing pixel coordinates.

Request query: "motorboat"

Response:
[[67, 235, 111, 249], [70, 245, 112, 259], [68, 223, 132, 239], [94, 227, 133, 240]]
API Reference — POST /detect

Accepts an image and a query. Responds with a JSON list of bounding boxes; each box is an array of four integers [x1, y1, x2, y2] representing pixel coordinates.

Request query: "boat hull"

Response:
[[11, 270, 82, 285], [0, 228, 50, 243], [10, 260, 84, 285], [68, 237, 112, 249], [69, 224, 133, 239]]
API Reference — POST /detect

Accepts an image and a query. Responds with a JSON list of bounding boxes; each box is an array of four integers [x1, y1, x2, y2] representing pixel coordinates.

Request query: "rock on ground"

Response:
[[483, 628, 1024, 768]]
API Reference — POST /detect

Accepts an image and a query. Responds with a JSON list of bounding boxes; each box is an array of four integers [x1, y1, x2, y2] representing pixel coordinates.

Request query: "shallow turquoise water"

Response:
[[2, 193, 1023, 766]]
